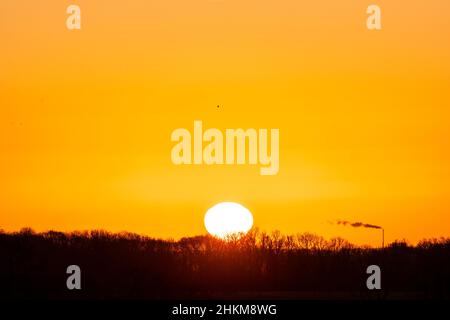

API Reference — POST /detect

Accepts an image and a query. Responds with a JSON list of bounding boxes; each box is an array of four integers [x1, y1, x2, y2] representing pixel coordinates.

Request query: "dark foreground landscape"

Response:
[[1, 228, 449, 300]]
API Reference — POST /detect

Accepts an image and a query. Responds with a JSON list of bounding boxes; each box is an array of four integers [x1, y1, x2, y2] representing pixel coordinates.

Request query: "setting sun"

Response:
[[204, 202, 254, 239]]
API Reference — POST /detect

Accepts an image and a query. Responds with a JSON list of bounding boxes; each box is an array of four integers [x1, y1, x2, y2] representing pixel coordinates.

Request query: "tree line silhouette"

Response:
[[1, 228, 449, 299]]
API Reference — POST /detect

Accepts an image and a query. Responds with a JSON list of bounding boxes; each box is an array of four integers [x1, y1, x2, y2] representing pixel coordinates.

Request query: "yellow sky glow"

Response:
[[1, 0, 450, 246]]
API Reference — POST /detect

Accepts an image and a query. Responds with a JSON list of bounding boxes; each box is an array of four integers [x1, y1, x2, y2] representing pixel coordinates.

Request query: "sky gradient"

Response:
[[1, 0, 450, 246]]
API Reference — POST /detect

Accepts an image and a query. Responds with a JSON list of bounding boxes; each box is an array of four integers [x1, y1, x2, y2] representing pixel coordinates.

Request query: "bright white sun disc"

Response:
[[204, 202, 253, 238]]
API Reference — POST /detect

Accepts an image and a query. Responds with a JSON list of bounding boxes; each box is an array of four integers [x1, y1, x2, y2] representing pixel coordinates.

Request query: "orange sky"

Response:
[[1, 0, 450, 246]]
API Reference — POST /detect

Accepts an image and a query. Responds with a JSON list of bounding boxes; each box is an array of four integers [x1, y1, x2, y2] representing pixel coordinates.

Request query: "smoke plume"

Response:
[[336, 220, 382, 229]]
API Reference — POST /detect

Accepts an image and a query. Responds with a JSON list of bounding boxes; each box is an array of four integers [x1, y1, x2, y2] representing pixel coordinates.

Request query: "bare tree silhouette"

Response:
[[0, 228, 449, 299]]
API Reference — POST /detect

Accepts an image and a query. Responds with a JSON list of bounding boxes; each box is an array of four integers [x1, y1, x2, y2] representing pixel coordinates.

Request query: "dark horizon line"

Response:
[[1, 226, 449, 249]]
